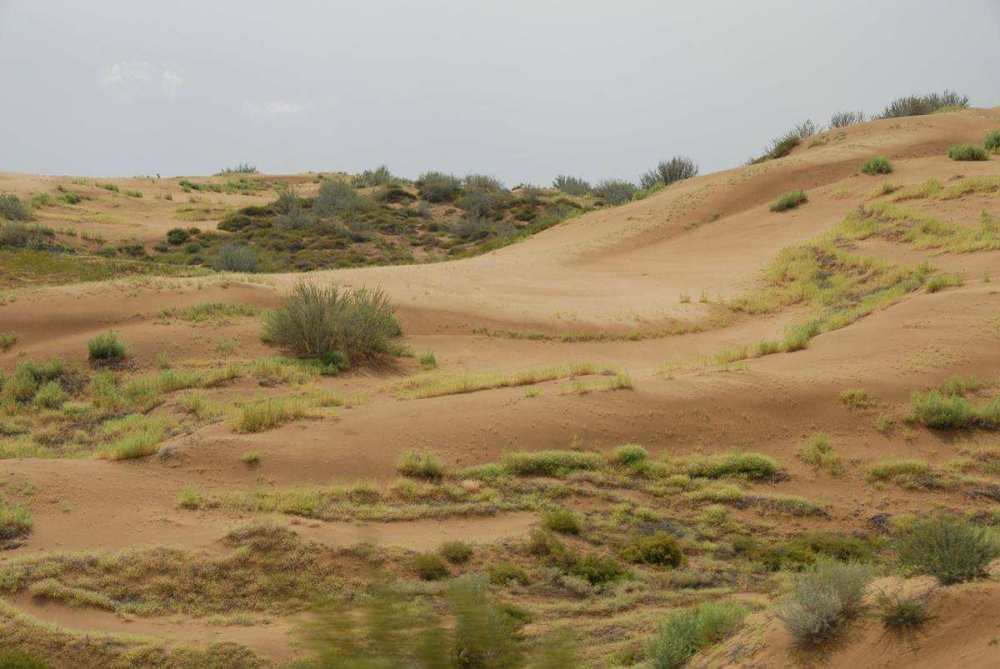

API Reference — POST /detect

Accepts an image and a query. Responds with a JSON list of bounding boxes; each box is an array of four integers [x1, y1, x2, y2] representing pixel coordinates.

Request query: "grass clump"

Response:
[[501, 449, 603, 477], [769, 190, 808, 212], [684, 452, 781, 481], [777, 559, 873, 646], [96, 415, 168, 460], [908, 390, 975, 429], [880, 90, 968, 118], [553, 175, 592, 196], [413, 552, 450, 581], [621, 531, 684, 568], [32, 380, 67, 409], [87, 331, 126, 363], [798, 433, 842, 475], [647, 601, 748, 669], [240, 450, 261, 466], [0, 333, 15, 351], [867, 459, 946, 490], [895, 514, 998, 584], [830, 110, 865, 128], [0, 650, 50, 669], [876, 591, 930, 630], [0, 194, 31, 221], [608, 443, 648, 467], [440, 541, 474, 564], [985, 130, 1000, 153], [861, 156, 892, 175], [0, 499, 33, 542], [213, 242, 259, 272], [948, 144, 988, 161], [262, 281, 400, 365], [397, 451, 445, 482], [418, 351, 437, 369], [840, 388, 875, 409], [592, 179, 637, 205], [541, 507, 583, 535], [234, 397, 308, 433], [639, 156, 698, 190]]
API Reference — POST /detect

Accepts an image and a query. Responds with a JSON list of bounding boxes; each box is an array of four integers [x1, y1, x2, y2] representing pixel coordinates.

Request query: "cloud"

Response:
[[98, 61, 184, 101], [242, 99, 311, 119]]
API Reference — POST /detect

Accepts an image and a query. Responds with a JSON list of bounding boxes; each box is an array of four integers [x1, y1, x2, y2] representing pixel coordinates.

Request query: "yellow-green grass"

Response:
[[846, 201, 1000, 253], [95, 414, 169, 460], [159, 301, 259, 323], [233, 396, 312, 433], [396, 362, 617, 399]]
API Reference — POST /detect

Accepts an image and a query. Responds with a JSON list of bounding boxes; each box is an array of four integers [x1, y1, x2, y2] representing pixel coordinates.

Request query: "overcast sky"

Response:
[[1, 1, 998, 184]]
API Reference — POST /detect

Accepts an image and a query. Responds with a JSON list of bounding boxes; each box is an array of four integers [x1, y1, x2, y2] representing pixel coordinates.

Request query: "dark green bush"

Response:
[[440, 541, 474, 564], [621, 532, 684, 567], [896, 514, 997, 584], [262, 281, 400, 364], [541, 507, 583, 535], [352, 165, 396, 188], [880, 90, 969, 118], [414, 552, 450, 580], [488, 561, 530, 586], [87, 331, 126, 363], [314, 180, 370, 218], [949, 144, 988, 161], [166, 227, 190, 245], [861, 156, 892, 175], [640, 156, 699, 190]]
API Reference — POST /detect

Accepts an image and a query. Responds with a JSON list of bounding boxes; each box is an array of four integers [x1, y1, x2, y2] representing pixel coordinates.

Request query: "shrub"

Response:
[[861, 156, 892, 175], [0, 221, 54, 249], [0, 194, 31, 221], [166, 227, 190, 245], [908, 390, 972, 428], [419, 352, 437, 369], [397, 451, 445, 481], [32, 381, 67, 409], [840, 388, 874, 409], [570, 552, 628, 585], [830, 110, 865, 128], [88, 331, 126, 363], [262, 281, 400, 364], [640, 156, 698, 190], [218, 162, 257, 175], [0, 333, 15, 351], [552, 175, 592, 196], [488, 561, 530, 586], [985, 130, 1000, 153], [592, 179, 637, 205], [880, 90, 969, 118], [314, 180, 370, 218], [621, 532, 684, 567], [684, 452, 781, 481], [416, 171, 463, 202], [501, 449, 603, 477], [542, 507, 583, 535], [440, 540, 474, 564], [609, 443, 648, 467], [949, 144, 988, 161], [770, 190, 808, 212], [798, 433, 842, 475], [777, 559, 873, 646], [213, 243, 259, 272], [0, 650, 50, 669], [647, 601, 748, 669], [414, 552, 450, 580], [0, 499, 33, 541], [877, 591, 929, 630], [234, 398, 307, 433], [352, 165, 396, 188], [895, 514, 997, 584]]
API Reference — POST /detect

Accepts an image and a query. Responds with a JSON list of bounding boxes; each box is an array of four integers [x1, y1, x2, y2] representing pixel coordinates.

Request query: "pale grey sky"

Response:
[[1, 1, 998, 184]]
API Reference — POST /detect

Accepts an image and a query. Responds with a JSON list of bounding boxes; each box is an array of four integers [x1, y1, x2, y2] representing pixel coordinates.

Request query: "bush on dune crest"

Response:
[[262, 281, 400, 365]]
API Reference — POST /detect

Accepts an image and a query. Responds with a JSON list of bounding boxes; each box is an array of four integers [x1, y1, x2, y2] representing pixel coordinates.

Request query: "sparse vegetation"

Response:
[[542, 507, 583, 535], [397, 451, 445, 481], [877, 590, 930, 630], [798, 433, 842, 475], [895, 514, 998, 584], [861, 156, 892, 175], [985, 130, 1000, 153], [949, 144, 988, 161], [87, 331, 126, 363], [440, 541, 474, 564], [553, 175, 592, 196], [830, 110, 865, 128], [769, 190, 808, 212], [880, 90, 969, 118]]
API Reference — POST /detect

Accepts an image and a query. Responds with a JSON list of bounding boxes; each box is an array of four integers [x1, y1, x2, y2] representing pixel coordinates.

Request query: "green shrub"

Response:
[[352, 165, 396, 188], [552, 175, 592, 196], [908, 390, 972, 428], [592, 179, 637, 205], [876, 591, 929, 630], [541, 507, 583, 535], [777, 559, 873, 646], [684, 452, 781, 481], [0, 332, 16, 351], [87, 331, 126, 363], [414, 552, 450, 580], [798, 433, 842, 475], [440, 540, 474, 564], [314, 180, 370, 218], [621, 532, 684, 567], [488, 561, 530, 586], [609, 443, 648, 467], [896, 514, 997, 584], [419, 351, 437, 369], [949, 144, 988, 161], [397, 451, 445, 481], [416, 171, 463, 203], [32, 380, 67, 409], [262, 281, 400, 364], [0, 194, 31, 221], [0, 650, 50, 669], [647, 601, 748, 669], [213, 242, 259, 272], [0, 499, 33, 541], [770, 190, 808, 212], [861, 156, 892, 175], [569, 552, 628, 585], [640, 156, 698, 190], [501, 449, 603, 477], [0, 221, 54, 249], [880, 90, 968, 118], [166, 227, 190, 245], [985, 130, 1000, 153]]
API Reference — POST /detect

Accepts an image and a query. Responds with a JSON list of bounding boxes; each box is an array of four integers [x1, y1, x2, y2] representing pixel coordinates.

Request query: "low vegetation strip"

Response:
[[395, 362, 618, 399]]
